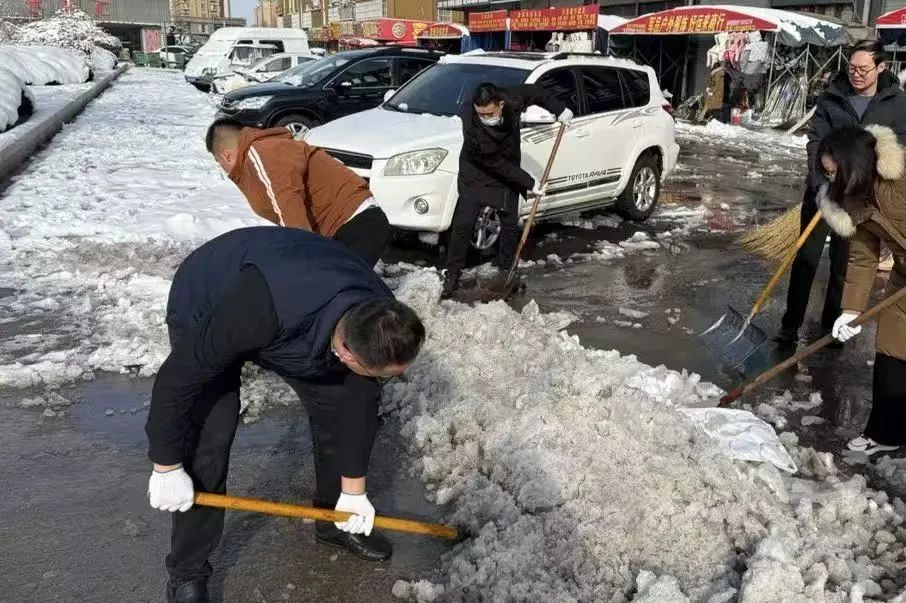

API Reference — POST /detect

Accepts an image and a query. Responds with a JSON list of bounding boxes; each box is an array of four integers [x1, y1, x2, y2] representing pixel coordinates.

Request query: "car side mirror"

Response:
[[383, 89, 396, 103], [521, 105, 556, 125]]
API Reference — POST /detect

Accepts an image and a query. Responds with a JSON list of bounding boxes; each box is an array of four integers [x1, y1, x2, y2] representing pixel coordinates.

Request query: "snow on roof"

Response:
[[0, 67, 29, 133], [443, 50, 646, 72], [0, 46, 90, 86], [598, 15, 628, 32], [611, 5, 846, 47]]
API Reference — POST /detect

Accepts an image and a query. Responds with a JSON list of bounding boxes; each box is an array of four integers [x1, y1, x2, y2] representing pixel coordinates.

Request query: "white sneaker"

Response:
[[847, 435, 900, 455]]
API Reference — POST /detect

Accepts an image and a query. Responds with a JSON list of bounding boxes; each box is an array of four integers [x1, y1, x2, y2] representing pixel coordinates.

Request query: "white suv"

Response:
[[305, 52, 679, 249]]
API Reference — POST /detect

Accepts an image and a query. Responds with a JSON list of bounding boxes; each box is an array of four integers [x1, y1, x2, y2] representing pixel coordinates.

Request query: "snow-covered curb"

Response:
[[0, 63, 128, 181]]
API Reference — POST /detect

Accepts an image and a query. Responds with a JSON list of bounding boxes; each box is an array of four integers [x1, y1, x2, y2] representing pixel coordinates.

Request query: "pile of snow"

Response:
[[11, 10, 121, 56], [0, 67, 33, 133], [377, 267, 906, 602], [0, 46, 90, 85], [89, 46, 117, 72]]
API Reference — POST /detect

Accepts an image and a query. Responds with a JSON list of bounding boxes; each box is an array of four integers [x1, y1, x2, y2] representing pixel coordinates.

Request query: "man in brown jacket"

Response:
[[205, 119, 391, 267]]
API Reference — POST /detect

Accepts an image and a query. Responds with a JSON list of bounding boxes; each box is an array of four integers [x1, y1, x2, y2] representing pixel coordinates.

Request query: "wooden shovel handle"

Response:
[[506, 123, 567, 286], [194, 492, 459, 540], [720, 286, 906, 407], [747, 209, 823, 321]]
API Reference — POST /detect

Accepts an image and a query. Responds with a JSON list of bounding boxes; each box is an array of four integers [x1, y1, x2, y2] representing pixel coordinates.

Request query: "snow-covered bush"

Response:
[[0, 46, 90, 85], [12, 10, 121, 55], [0, 66, 34, 133]]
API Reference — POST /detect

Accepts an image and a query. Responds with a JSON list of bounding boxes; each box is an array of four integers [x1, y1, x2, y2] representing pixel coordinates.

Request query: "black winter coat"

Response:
[[806, 70, 906, 195], [458, 84, 567, 210]]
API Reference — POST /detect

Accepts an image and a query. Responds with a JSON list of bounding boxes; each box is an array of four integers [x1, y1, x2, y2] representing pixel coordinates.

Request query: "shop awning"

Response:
[[510, 5, 599, 32], [417, 22, 469, 39], [877, 7, 906, 28], [468, 10, 507, 33], [598, 15, 627, 32], [609, 5, 846, 47]]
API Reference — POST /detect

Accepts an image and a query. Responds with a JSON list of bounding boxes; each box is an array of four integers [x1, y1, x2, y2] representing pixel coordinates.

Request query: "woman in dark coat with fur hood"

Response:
[[818, 125, 906, 455]]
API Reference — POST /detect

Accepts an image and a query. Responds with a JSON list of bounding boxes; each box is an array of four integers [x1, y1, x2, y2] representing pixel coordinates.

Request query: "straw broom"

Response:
[[738, 205, 804, 263]]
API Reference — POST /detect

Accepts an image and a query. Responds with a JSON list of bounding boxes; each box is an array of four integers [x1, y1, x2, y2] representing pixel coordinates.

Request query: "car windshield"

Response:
[[274, 56, 347, 88], [229, 46, 277, 66], [384, 62, 528, 116]]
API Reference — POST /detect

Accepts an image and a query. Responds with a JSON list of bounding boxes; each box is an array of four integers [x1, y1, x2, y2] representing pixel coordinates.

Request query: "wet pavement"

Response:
[[1, 127, 900, 602]]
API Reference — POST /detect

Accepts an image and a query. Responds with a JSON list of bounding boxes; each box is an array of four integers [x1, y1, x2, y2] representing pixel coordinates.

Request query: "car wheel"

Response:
[[616, 154, 661, 221], [472, 207, 502, 252], [275, 114, 318, 139]]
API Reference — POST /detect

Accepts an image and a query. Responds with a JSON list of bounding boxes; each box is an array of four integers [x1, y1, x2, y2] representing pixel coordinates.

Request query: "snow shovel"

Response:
[[716, 286, 906, 407], [492, 123, 567, 301], [701, 209, 824, 369], [194, 492, 459, 540]]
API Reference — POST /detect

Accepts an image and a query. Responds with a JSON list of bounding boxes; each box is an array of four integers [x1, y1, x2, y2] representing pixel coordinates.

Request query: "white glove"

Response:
[[530, 180, 545, 198], [831, 311, 862, 342], [334, 492, 375, 536], [148, 466, 195, 512], [557, 108, 573, 125]]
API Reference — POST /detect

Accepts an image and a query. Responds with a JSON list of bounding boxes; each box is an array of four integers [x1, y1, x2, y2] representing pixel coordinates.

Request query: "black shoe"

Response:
[[166, 578, 209, 603], [441, 271, 460, 300], [316, 525, 393, 561], [773, 327, 798, 347]]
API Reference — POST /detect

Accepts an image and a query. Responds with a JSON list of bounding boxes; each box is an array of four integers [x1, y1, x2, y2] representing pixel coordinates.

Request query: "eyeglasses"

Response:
[[848, 64, 879, 76], [341, 342, 399, 384]]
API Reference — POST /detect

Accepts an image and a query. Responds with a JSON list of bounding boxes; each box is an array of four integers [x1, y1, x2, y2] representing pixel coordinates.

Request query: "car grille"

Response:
[[324, 149, 373, 170]]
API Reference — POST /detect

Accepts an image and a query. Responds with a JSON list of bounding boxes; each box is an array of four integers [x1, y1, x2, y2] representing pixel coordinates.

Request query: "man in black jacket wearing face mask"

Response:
[[776, 39, 906, 346], [441, 82, 572, 298]]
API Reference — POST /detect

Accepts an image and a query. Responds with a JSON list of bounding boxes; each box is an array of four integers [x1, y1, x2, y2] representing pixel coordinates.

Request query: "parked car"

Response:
[[211, 52, 318, 95], [216, 46, 442, 138], [304, 52, 679, 250], [157, 45, 194, 68], [185, 27, 310, 91]]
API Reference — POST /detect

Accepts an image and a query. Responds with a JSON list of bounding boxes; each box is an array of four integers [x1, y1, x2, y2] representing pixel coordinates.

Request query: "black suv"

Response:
[[216, 46, 443, 136]]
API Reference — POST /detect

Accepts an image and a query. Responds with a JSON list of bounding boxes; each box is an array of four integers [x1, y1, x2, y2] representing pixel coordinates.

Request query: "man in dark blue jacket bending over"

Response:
[[144, 227, 425, 603]]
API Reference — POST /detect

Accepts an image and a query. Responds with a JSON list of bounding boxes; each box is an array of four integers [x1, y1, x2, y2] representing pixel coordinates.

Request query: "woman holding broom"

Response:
[[818, 125, 906, 455]]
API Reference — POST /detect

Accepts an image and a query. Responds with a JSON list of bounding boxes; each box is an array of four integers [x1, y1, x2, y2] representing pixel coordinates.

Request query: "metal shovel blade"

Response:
[[700, 305, 768, 369]]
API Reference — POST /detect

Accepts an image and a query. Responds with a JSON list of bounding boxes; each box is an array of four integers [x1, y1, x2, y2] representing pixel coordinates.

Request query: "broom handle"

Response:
[[720, 286, 906, 407], [505, 123, 567, 286], [746, 209, 823, 322], [194, 493, 459, 540]]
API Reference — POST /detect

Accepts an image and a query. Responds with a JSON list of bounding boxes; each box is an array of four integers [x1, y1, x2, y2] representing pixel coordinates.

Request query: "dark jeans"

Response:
[[781, 193, 850, 333], [163, 367, 380, 582], [334, 206, 391, 268], [865, 353, 906, 446], [444, 194, 520, 276]]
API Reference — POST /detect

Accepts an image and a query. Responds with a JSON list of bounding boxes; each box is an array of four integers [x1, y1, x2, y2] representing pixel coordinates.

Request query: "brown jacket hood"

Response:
[[227, 126, 372, 237]]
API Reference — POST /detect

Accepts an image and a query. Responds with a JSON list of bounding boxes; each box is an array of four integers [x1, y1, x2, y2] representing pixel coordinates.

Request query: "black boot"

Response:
[[166, 578, 209, 603], [315, 524, 393, 561], [773, 326, 798, 347], [441, 270, 460, 300]]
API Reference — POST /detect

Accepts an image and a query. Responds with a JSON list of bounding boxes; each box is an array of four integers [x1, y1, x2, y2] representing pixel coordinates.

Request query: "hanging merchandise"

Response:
[[759, 72, 808, 127]]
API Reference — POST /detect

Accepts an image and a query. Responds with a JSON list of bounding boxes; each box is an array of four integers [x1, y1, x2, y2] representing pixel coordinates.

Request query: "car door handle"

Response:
[[574, 129, 590, 138], [632, 120, 643, 128]]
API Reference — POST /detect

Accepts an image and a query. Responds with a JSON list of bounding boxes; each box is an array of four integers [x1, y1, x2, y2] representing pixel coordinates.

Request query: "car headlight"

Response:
[[234, 96, 273, 111], [384, 149, 447, 176]]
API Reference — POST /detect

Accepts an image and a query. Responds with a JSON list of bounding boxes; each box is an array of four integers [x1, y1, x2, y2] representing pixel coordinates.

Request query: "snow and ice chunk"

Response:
[[10, 9, 121, 56], [0, 67, 32, 133], [0, 46, 90, 85]]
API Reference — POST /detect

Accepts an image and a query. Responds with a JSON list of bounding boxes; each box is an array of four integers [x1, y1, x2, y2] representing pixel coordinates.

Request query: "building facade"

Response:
[[169, 0, 245, 45], [170, 0, 227, 19], [255, 0, 280, 25]]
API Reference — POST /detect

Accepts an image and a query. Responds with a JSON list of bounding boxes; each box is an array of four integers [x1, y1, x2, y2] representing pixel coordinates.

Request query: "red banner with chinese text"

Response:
[[418, 23, 464, 39], [510, 5, 598, 32], [468, 10, 508, 33], [877, 7, 906, 26], [610, 8, 776, 35]]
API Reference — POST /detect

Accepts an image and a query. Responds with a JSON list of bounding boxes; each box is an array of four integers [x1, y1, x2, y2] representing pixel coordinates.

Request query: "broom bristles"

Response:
[[738, 206, 802, 263]]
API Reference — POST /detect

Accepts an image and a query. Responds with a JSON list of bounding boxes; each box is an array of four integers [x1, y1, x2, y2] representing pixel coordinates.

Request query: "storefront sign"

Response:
[[418, 23, 464, 39], [468, 10, 507, 32], [612, 8, 776, 35], [510, 5, 598, 32], [438, 0, 491, 9], [309, 27, 331, 42], [360, 18, 432, 42]]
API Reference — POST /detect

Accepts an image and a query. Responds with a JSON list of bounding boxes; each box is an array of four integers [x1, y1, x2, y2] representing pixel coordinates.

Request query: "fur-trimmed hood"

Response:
[[820, 125, 906, 238]]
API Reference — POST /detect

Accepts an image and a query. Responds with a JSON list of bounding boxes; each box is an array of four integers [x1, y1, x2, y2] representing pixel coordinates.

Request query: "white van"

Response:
[[185, 27, 310, 91]]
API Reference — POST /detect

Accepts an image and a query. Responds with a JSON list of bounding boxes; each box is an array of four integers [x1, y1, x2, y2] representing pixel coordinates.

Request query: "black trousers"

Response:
[[444, 194, 520, 276], [333, 206, 391, 268], [864, 353, 906, 446], [781, 193, 850, 333], [164, 368, 380, 582]]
